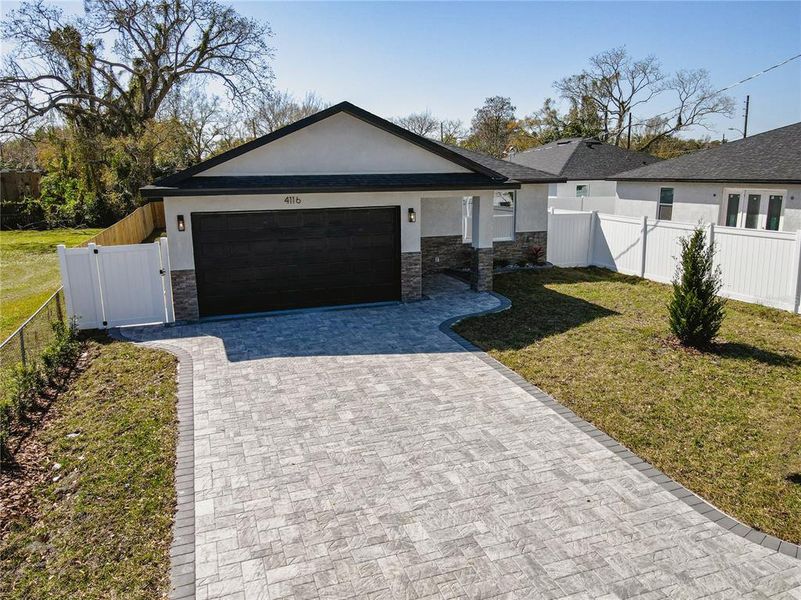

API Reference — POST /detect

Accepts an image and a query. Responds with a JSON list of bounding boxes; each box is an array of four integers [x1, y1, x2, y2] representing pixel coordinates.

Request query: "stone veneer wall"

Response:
[[400, 252, 422, 302], [171, 269, 200, 321], [470, 247, 493, 292], [493, 231, 548, 263], [421, 235, 471, 274]]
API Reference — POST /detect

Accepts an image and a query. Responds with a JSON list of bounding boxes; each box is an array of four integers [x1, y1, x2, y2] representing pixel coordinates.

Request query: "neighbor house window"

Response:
[[576, 184, 589, 197], [658, 188, 673, 220], [745, 194, 760, 229], [725, 193, 740, 227], [766, 195, 783, 231]]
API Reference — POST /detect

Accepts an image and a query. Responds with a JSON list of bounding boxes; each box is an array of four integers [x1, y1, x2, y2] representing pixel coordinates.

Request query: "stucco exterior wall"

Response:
[[199, 112, 470, 176], [615, 181, 801, 231], [515, 184, 549, 232], [420, 196, 463, 237]]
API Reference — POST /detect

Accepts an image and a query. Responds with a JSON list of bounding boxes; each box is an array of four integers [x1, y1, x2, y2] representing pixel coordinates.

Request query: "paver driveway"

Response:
[[125, 276, 801, 600]]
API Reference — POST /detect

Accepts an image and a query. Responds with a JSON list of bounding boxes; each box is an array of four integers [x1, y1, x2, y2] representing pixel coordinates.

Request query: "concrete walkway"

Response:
[[125, 275, 801, 600]]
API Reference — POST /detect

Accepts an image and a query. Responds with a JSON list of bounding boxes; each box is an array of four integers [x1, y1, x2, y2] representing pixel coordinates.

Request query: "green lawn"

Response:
[[0, 229, 102, 340], [1, 335, 177, 599], [455, 267, 801, 543]]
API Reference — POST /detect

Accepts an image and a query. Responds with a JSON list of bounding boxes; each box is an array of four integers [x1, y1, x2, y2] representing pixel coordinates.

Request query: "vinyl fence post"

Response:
[[586, 211, 597, 267], [57, 245, 75, 327], [639, 216, 648, 278], [792, 229, 801, 314]]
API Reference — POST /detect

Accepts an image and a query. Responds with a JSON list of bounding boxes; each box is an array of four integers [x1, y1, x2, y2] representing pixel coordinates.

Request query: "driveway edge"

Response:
[[439, 291, 801, 560], [109, 329, 197, 598]]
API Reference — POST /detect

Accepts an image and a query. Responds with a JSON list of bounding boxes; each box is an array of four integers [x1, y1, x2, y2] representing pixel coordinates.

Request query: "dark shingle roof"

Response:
[[433, 142, 565, 183], [508, 138, 661, 180], [141, 173, 520, 197], [612, 122, 801, 183]]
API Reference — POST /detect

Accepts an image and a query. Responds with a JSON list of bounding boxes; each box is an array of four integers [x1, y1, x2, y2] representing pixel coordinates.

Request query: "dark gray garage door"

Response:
[[191, 207, 401, 317]]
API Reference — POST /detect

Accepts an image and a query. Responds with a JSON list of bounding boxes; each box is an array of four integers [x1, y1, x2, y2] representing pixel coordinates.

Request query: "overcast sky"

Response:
[[3, 1, 800, 139]]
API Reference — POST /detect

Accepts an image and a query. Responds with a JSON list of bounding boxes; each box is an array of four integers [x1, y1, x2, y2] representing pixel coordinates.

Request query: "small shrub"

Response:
[[516, 259, 527, 268], [41, 320, 80, 380], [525, 245, 545, 265], [668, 227, 726, 348], [10, 361, 46, 419], [493, 258, 510, 269]]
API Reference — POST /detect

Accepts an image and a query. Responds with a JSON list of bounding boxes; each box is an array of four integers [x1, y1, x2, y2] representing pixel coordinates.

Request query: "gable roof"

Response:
[[507, 138, 661, 180], [612, 121, 801, 184], [432, 142, 564, 183], [143, 102, 565, 196], [152, 101, 510, 187]]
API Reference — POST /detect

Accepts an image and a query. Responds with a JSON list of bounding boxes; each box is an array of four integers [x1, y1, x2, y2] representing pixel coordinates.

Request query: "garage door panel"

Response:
[[191, 207, 400, 317]]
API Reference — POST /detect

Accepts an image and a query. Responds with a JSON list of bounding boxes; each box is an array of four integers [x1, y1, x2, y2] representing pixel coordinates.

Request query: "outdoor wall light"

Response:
[[177, 214, 185, 231], [408, 208, 416, 223]]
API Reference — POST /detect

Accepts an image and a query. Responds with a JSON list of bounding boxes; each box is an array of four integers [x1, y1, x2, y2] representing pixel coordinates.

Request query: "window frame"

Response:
[[575, 184, 589, 198], [657, 187, 674, 221]]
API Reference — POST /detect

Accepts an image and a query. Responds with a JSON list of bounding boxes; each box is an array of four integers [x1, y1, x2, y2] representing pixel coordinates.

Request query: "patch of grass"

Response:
[[0, 229, 102, 339], [0, 335, 178, 599], [455, 267, 801, 543]]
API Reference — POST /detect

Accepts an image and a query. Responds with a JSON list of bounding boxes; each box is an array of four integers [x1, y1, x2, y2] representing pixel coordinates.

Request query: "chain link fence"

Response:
[[0, 288, 66, 398]]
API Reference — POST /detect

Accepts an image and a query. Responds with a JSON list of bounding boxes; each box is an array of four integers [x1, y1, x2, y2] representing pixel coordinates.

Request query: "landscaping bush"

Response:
[[0, 321, 80, 458], [525, 244, 545, 265], [493, 258, 510, 269], [668, 227, 725, 348]]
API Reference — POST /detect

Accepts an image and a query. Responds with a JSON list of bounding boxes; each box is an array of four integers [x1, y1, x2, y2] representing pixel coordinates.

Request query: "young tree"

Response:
[[668, 227, 726, 348], [439, 119, 465, 145], [465, 96, 516, 158], [247, 91, 328, 136]]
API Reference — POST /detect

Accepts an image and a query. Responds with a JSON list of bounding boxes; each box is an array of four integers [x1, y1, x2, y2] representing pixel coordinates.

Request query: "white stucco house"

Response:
[[507, 138, 660, 213], [611, 122, 801, 232], [141, 101, 563, 320]]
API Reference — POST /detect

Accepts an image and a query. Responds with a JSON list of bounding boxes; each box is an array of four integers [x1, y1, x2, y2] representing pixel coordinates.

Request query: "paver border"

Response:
[[110, 330, 197, 599], [438, 288, 801, 560]]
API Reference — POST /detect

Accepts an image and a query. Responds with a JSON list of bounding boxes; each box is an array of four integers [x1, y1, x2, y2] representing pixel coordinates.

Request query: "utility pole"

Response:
[[626, 113, 632, 149], [440, 121, 444, 142], [743, 95, 749, 139]]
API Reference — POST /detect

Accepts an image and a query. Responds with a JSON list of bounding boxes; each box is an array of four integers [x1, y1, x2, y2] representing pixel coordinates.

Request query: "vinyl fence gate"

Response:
[[58, 238, 175, 329]]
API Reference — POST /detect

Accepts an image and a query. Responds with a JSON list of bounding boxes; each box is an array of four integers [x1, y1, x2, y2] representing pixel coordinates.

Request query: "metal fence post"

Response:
[[19, 328, 26, 367]]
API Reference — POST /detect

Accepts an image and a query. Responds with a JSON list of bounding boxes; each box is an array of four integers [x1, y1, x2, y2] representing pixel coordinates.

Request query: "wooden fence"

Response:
[[81, 201, 165, 247]]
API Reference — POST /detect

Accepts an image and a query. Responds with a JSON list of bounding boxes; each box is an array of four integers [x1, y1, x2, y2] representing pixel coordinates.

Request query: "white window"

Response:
[[462, 192, 516, 242], [576, 184, 589, 197], [658, 188, 673, 220]]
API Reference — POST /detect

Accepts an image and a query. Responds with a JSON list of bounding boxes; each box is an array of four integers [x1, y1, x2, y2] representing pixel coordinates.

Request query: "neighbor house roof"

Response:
[[507, 138, 661, 180], [142, 101, 564, 197], [432, 142, 566, 184], [612, 121, 801, 184]]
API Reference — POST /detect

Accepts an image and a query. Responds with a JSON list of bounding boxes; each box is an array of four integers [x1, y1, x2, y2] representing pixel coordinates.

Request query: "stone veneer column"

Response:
[[400, 251, 422, 302], [470, 247, 493, 292], [170, 269, 200, 321]]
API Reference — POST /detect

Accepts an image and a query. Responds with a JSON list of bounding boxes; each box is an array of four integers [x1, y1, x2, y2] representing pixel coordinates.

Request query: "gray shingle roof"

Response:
[[507, 138, 661, 180], [612, 122, 801, 183], [433, 142, 565, 183], [141, 173, 520, 197]]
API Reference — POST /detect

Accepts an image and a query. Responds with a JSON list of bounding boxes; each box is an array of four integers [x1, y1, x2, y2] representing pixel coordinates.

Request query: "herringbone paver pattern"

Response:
[[126, 276, 801, 600]]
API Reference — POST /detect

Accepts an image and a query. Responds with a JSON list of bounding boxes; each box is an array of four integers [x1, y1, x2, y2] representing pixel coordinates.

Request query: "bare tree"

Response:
[[391, 111, 439, 137], [0, 0, 275, 137], [246, 91, 328, 136], [636, 69, 735, 151], [555, 47, 663, 145], [162, 88, 231, 163]]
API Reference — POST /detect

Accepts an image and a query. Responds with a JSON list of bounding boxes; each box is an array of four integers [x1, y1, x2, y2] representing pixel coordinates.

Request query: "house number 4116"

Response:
[[284, 196, 301, 204]]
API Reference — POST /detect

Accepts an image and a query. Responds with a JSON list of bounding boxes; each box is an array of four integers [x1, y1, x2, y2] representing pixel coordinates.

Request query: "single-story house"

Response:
[[142, 101, 563, 320], [507, 138, 660, 213], [611, 122, 801, 232]]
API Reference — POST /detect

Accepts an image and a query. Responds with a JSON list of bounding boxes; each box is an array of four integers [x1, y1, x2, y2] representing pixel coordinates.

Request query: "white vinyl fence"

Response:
[[548, 209, 801, 314], [58, 238, 175, 329]]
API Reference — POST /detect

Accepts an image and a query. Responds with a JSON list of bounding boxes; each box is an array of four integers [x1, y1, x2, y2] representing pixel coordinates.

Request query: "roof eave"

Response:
[[609, 176, 801, 184], [140, 181, 522, 197]]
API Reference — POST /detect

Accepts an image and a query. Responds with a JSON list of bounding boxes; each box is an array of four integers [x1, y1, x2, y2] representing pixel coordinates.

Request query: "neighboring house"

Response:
[[612, 122, 801, 232], [141, 101, 563, 320], [507, 138, 660, 213]]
